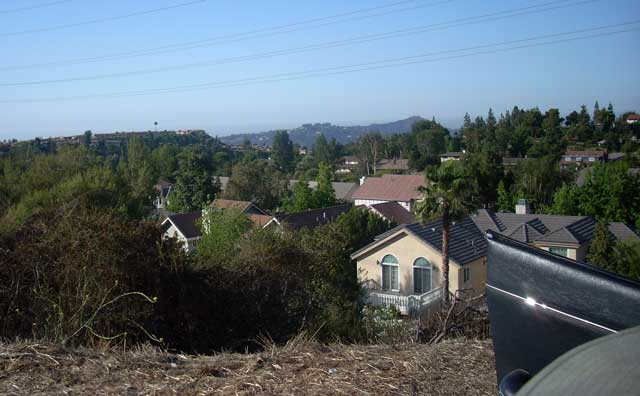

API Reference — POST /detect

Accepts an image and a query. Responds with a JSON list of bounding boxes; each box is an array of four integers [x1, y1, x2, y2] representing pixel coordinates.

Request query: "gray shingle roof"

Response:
[[274, 204, 352, 231], [370, 201, 416, 224], [471, 210, 638, 245], [165, 211, 202, 239]]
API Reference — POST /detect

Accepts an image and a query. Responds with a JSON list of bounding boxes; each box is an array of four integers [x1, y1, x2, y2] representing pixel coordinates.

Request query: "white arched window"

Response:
[[381, 254, 399, 292], [413, 257, 432, 294]]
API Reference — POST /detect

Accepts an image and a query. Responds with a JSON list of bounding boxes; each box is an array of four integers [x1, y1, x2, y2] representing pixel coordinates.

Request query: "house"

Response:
[[336, 156, 359, 174], [154, 179, 173, 209], [626, 114, 640, 124], [265, 203, 352, 231], [375, 158, 410, 173], [440, 152, 464, 162], [161, 211, 202, 253], [354, 199, 640, 315], [288, 180, 359, 201], [471, 200, 639, 261], [351, 217, 487, 315], [560, 150, 608, 169], [161, 199, 271, 252], [368, 201, 416, 224], [352, 174, 424, 212]]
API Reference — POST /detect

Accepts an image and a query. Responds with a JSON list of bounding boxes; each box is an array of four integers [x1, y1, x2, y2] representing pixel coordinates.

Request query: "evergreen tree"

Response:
[[587, 220, 615, 271], [272, 130, 294, 173], [314, 162, 336, 207], [285, 174, 315, 212], [496, 181, 514, 212], [167, 147, 217, 212]]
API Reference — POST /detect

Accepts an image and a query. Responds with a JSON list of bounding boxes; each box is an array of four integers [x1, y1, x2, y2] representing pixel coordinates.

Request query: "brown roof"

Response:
[[627, 114, 640, 120], [210, 199, 253, 212], [370, 201, 416, 224], [565, 150, 607, 157], [352, 174, 424, 202], [376, 158, 409, 171], [273, 204, 353, 230], [248, 214, 273, 228]]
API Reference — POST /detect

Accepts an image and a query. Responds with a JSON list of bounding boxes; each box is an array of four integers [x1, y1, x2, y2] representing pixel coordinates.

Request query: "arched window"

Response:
[[413, 257, 432, 294], [381, 254, 399, 291]]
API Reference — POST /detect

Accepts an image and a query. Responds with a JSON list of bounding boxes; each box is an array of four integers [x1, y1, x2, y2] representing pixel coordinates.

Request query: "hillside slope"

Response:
[[219, 116, 424, 147], [1, 338, 496, 395]]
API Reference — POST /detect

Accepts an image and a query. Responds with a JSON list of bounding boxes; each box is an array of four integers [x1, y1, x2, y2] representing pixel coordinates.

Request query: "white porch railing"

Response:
[[366, 288, 442, 316]]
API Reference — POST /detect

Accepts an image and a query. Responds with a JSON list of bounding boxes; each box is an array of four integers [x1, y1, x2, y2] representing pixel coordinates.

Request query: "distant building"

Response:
[[336, 156, 359, 174], [440, 152, 464, 162], [154, 179, 173, 209], [352, 174, 424, 212], [561, 150, 607, 169], [626, 114, 640, 124]]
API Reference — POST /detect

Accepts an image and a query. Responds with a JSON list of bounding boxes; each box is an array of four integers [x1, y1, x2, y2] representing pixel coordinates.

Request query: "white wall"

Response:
[[355, 199, 412, 212]]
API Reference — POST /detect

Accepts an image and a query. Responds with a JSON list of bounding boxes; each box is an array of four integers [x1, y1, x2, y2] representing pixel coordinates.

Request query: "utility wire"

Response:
[[0, 0, 455, 70], [2, 21, 637, 103], [0, 0, 73, 14], [0, 0, 206, 37], [0, 0, 599, 86]]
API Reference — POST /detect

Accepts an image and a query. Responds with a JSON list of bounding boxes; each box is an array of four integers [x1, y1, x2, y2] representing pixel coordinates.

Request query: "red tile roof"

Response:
[[352, 174, 424, 202], [627, 114, 640, 121]]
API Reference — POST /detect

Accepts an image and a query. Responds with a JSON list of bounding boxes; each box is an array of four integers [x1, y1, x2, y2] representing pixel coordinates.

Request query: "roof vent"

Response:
[[431, 227, 436, 232]]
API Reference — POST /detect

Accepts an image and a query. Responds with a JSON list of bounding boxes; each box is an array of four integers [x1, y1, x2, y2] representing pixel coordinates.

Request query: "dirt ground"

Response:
[[0, 337, 497, 396]]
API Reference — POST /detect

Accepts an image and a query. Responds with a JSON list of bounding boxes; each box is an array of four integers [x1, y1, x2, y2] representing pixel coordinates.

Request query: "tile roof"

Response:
[[351, 174, 424, 202], [370, 201, 416, 224], [471, 210, 639, 245], [274, 204, 352, 230], [352, 217, 487, 265]]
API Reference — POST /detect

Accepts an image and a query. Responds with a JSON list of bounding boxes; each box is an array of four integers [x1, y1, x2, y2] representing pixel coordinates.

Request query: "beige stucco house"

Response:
[[351, 217, 487, 315], [353, 201, 640, 315]]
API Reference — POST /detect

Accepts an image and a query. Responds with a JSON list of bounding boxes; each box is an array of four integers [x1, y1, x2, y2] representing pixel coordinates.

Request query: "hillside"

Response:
[[0, 338, 496, 396], [219, 116, 425, 147]]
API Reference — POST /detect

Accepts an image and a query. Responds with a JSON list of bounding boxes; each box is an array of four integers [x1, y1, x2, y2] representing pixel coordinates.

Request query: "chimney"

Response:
[[515, 199, 531, 215]]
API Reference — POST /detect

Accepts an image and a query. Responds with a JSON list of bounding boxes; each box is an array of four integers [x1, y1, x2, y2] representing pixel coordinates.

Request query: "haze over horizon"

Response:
[[1, 0, 639, 140]]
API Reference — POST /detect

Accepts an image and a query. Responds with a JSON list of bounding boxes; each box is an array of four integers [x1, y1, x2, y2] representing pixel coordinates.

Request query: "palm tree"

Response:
[[416, 161, 475, 303]]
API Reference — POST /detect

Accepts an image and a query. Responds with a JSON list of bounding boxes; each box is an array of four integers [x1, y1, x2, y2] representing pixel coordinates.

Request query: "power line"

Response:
[[0, 0, 74, 14], [0, 0, 454, 70], [0, 0, 599, 87], [3, 21, 637, 103], [0, 0, 206, 37]]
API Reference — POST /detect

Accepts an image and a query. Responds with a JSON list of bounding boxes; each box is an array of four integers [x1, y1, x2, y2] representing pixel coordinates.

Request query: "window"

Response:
[[549, 247, 568, 257], [463, 267, 471, 283], [381, 254, 399, 291], [413, 257, 432, 294], [588, 157, 595, 162]]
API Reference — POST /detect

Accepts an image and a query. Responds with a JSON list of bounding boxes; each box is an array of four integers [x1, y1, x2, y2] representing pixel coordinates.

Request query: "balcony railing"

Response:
[[366, 288, 442, 316]]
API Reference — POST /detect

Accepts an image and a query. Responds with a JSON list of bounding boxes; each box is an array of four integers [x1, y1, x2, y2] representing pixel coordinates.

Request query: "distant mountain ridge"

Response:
[[219, 116, 425, 147]]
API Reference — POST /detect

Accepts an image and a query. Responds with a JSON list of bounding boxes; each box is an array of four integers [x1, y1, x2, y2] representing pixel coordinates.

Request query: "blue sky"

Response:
[[1, 0, 639, 140]]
